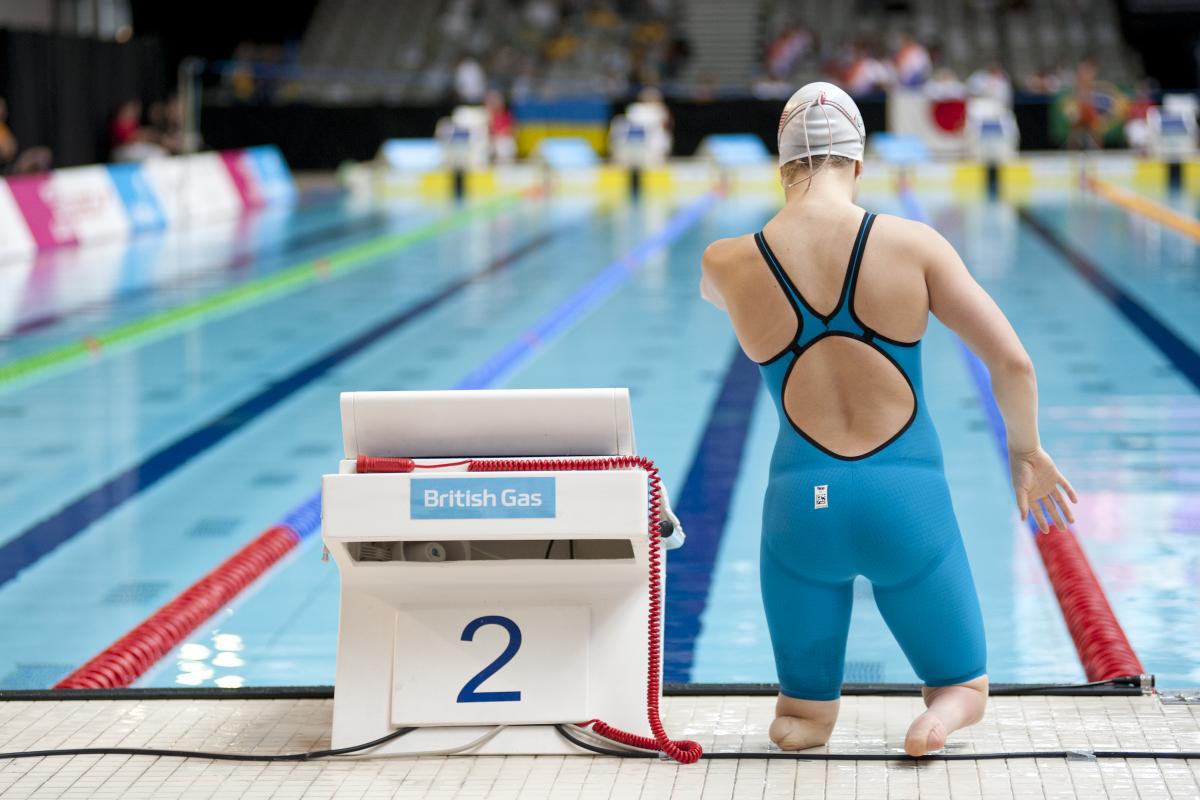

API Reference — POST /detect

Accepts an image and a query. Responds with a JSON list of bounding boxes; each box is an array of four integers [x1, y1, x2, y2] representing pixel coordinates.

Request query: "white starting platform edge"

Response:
[[323, 388, 676, 756]]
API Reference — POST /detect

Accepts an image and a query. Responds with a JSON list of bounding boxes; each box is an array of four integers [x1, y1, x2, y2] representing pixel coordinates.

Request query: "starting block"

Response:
[[322, 388, 685, 756]]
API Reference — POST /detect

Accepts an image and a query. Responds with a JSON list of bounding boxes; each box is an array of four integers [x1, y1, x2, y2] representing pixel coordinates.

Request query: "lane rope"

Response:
[[1085, 175, 1200, 241], [899, 185, 1145, 682]]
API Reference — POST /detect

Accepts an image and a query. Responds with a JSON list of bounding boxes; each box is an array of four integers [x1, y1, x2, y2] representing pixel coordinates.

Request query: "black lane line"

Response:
[[665, 346, 762, 682], [1018, 208, 1200, 392], [0, 226, 564, 588]]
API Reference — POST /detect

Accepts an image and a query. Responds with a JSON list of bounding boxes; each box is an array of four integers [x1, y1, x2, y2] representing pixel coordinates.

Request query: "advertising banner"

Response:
[[106, 163, 168, 234], [5, 166, 130, 248], [0, 182, 35, 261]]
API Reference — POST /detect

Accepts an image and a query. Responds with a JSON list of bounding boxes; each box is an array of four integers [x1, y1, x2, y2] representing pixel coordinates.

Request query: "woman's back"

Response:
[[707, 201, 936, 460]]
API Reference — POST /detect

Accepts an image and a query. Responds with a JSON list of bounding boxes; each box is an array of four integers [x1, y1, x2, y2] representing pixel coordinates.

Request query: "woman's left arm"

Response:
[[700, 240, 731, 311]]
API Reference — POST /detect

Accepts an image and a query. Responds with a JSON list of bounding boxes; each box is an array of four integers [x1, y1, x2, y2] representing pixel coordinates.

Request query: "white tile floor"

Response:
[[0, 694, 1197, 799]]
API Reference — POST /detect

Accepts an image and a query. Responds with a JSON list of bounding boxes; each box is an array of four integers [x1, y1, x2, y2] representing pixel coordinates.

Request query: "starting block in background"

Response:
[[323, 388, 682, 755]]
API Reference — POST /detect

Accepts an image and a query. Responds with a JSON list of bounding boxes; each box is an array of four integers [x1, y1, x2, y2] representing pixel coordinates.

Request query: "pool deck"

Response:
[[1, 693, 1198, 799]]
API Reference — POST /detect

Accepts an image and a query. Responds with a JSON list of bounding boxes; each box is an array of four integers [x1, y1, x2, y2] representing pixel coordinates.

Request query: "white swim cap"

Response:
[[777, 81, 866, 168]]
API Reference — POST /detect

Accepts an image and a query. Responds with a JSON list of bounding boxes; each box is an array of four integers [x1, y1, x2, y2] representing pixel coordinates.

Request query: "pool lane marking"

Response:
[[0, 224, 564, 590], [1085, 176, 1200, 241], [1017, 207, 1200, 393], [7, 210, 393, 338], [59, 191, 725, 688], [900, 188, 1145, 680], [454, 191, 718, 389], [664, 347, 761, 683], [0, 192, 532, 390]]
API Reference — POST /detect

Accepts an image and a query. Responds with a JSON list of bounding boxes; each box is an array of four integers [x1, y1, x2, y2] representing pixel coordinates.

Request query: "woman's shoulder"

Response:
[[701, 233, 759, 275], [865, 212, 955, 268]]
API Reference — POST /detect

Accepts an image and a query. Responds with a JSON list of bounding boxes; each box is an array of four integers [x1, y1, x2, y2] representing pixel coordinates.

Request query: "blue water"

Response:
[[0, 185, 1196, 692]]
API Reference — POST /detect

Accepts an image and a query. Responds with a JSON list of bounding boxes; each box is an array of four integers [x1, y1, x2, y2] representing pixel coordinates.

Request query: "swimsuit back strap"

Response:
[[753, 231, 807, 316], [839, 211, 877, 320]]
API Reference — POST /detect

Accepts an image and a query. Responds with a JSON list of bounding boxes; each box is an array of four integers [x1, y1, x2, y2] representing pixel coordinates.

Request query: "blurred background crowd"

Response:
[[0, 0, 1195, 171]]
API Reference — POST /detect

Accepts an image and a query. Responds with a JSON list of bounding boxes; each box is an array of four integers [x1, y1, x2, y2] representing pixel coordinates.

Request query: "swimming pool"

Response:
[[0, 182, 1196, 691]]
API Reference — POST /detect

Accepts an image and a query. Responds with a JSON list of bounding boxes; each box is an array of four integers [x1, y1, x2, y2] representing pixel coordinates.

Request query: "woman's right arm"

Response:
[[920, 225, 1077, 533]]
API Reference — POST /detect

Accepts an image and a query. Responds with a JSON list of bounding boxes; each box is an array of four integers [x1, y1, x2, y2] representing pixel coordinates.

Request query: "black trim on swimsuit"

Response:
[[752, 232, 802, 366], [751, 211, 924, 460], [844, 214, 922, 348], [777, 331, 919, 461], [756, 212, 870, 325]]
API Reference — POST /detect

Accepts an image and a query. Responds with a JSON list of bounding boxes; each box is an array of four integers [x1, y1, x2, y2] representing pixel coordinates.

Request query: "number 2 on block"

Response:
[[456, 615, 522, 703]]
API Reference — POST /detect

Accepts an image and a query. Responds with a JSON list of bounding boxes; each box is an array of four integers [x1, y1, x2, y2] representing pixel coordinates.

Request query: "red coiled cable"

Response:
[[465, 456, 702, 764], [355, 457, 473, 472]]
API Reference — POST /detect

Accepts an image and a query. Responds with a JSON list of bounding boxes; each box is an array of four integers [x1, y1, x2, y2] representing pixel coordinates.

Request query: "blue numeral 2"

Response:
[[456, 615, 522, 703]]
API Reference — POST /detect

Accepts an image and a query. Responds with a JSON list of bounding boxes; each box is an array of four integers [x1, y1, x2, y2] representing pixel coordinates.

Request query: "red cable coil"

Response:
[[355, 457, 474, 472], [55, 526, 300, 689], [357, 456, 415, 472], [1034, 526, 1144, 681], [465, 456, 702, 764]]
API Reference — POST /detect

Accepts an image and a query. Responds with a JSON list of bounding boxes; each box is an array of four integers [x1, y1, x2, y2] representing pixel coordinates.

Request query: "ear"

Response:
[[854, 161, 863, 179]]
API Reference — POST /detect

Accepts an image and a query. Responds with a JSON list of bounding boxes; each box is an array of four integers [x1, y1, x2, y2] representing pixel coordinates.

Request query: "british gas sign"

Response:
[[410, 477, 556, 520]]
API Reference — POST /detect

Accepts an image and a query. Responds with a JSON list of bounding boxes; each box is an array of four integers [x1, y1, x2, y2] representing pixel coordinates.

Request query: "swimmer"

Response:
[[699, 82, 1077, 756]]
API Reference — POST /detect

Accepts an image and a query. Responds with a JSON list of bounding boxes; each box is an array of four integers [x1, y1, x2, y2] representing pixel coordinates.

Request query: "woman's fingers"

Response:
[[1030, 500, 1049, 533], [1052, 488, 1075, 524], [1016, 487, 1029, 521], [1058, 474, 1078, 504], [1044, 495, 1066, 531]]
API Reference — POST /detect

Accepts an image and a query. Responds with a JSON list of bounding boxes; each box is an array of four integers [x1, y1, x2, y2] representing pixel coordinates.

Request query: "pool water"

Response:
[[0, 184, 1196, 691]]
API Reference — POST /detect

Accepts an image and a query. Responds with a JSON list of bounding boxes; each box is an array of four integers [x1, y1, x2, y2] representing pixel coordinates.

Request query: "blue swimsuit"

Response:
[[754, 211, 987, 701]]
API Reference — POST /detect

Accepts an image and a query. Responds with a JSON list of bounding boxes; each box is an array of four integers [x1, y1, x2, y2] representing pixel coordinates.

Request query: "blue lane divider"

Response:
[[455, 192, 719, 390], [664, 347, 761, 682], [0, 225, 563, 588]]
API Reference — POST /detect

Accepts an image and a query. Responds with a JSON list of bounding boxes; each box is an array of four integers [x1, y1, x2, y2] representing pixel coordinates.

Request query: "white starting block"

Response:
[[323, 388, 683, 756], [965, 97, 1019, 164], [1148, 94, 1198, 162], [435, 106, 491, 170]]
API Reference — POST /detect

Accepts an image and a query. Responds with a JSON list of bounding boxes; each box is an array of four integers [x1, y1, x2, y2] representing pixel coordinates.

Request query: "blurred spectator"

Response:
[[545, 28, 581, 62], [1124, 78, 1155, 153], [765, 25, 813, 80], [524, 0, 559, 32], [1022, 68, 1062, 95], [753, 72, 794, 99], [0, 99, 52, 175], [109, 100, 167, 162], [844, 42, 892, 94], [454, 56, 487, 103], [147, 96, 187, 155], [926, 67, 966, 100], [967, 62, 1012, 106], [511, 58, 538, 101], [440, 0, 474, 42], [692, 72, 719, 101], [225, 43, 259, 103], [1068, 59, 1101, 149], [894, 33, 931, 88], [485, 90, 516, 162], [663, 34, 691, 81], [0, 98, 16, 172]]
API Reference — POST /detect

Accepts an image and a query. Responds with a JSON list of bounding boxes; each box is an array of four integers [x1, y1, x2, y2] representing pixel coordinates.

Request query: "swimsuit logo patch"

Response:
[[814, 484, 828, 509]]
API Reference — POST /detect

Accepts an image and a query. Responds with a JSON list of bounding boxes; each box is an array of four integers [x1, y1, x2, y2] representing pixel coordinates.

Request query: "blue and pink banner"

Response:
[[0, 145, 295, 259]]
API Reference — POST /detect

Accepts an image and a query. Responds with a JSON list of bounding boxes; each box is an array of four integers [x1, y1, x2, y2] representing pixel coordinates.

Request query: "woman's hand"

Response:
[[1009, 447, 1077, 533]]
